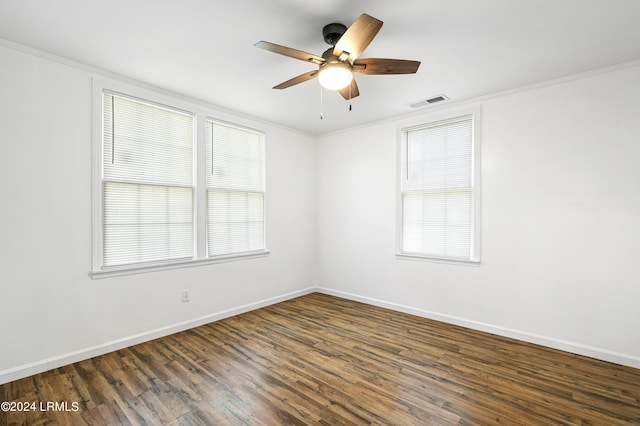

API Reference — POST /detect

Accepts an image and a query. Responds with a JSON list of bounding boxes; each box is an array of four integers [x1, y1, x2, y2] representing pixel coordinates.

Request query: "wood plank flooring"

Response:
[[1, 292, 639, 425]]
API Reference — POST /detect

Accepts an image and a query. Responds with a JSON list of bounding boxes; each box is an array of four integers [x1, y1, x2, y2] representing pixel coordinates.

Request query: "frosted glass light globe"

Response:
[[318, 62, 353, 90]]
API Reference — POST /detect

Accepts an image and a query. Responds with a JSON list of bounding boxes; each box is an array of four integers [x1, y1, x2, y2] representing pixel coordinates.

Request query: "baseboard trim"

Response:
[[317, 287, 640, 370], [0, 287, 316, 385]]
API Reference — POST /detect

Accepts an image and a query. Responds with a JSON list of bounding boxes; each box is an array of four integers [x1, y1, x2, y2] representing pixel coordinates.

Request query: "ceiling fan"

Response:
[[255, 13, 421, 100]]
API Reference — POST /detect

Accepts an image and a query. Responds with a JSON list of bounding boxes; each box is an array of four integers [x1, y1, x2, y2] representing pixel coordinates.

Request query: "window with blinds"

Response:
[[206, 120, 265, 257], [94, 84, 269, 276], [102, 93, 194, 267], [399, 113, 480, 262]]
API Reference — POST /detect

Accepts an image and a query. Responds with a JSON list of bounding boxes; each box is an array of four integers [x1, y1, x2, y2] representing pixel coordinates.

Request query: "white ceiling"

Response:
[[1, 1, 639, 135]]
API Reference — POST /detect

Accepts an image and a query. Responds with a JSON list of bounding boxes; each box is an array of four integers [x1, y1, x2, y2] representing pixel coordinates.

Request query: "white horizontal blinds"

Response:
[[206, 120, 265, 256], [103, 94, 193, 185], [402, 116, 474, 259], [103, 183, 193, 266], [207, 191, 265, 255], [102, 93, 194, 267]]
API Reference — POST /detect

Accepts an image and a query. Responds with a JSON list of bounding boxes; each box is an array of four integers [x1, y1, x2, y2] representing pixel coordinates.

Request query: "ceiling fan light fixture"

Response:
[[318, 62, 353, 90]]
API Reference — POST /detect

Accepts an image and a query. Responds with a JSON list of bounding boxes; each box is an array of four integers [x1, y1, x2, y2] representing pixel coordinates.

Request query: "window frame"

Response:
[[396, 107, 482, 265], [91, 78, 269, 279]]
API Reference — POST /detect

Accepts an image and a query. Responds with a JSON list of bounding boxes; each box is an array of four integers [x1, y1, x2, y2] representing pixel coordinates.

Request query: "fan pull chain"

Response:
[[319, 85, 324, 120], [349, 83, 352, 112]]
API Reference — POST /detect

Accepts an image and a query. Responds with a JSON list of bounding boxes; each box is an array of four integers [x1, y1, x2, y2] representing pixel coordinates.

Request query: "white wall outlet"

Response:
[[181, 289, 190, 302]]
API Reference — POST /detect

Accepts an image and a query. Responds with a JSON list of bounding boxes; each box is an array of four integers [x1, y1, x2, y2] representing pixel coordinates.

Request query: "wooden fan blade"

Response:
[[255, 41, 324, 64], [352, 58, 421, 75], [333, 14, 383, 62], [273, 70, 319, 89], [338, 78, 360, 100]]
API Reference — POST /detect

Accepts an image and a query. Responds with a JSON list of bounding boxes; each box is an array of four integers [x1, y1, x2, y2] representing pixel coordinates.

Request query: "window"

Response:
[[101, 93, 194, 267], [92, 82, 267, 277], [398, 110, 480, 263], [206, 120, 265, 256]]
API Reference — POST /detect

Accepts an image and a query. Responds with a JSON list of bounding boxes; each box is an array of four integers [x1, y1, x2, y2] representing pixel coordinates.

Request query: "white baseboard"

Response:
[[0, 287, 316, 385], [317, 287, 640, 370]]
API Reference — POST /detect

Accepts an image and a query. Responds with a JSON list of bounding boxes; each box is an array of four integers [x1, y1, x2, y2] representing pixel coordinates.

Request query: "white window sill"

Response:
[[90, 250, 270, 279], [396, 252, 481, 267]]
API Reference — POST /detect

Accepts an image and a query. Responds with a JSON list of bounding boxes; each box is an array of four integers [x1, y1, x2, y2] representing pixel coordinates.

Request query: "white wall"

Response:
[[0, 44, 317, 383], [316, 64, 640, 368]]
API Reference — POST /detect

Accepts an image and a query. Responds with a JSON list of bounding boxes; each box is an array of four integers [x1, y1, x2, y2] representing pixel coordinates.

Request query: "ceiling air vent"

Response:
[[408, 94, 449, 108]]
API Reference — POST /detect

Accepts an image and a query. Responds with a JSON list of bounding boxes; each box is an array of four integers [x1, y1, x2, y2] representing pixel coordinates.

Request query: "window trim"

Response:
[[91, 78, 269, 279], [396, 106, 482, 265]]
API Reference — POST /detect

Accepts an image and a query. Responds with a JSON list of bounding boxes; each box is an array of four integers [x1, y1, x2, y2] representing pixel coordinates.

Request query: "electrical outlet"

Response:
[[181, 289, 190, 303]]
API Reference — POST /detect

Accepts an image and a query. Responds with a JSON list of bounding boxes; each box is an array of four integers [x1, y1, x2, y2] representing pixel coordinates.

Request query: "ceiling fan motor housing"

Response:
[[323, 23, 347, 46]]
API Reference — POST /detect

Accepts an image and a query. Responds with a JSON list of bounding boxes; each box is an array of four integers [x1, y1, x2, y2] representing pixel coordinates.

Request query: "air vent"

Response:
[[408, 94, 449, 108]]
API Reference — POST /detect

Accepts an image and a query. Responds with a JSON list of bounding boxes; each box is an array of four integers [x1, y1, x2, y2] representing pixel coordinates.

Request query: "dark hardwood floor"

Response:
[[1, 292, 639, 425]]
